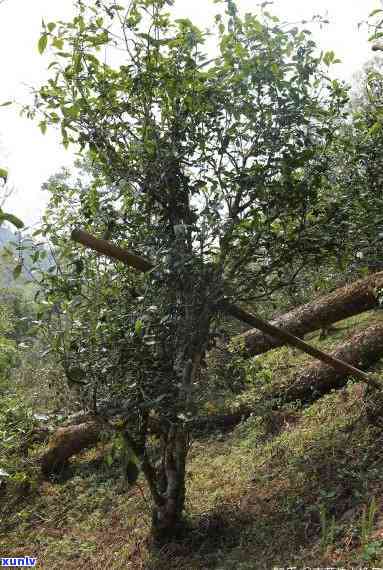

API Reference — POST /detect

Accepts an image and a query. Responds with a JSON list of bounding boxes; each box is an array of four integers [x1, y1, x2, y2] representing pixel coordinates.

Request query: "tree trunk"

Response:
[[40, 419, 108, 476], [41, 321, 383, 474], [150, 426, 188, 542], [151, 498, 184, 542], [234, 272, 383, 357], [280, 323, 383, 404]]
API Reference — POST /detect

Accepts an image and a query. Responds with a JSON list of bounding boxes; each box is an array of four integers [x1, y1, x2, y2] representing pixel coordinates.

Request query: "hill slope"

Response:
[[2, 311, 383, 569]]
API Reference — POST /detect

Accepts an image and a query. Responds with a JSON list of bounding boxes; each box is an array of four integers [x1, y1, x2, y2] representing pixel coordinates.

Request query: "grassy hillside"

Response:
[[2, 311, 383, 569]]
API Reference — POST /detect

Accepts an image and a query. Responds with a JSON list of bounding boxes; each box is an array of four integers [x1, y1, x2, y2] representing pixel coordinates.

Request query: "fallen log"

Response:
[[234, 272, 383, 358], [40, 322, 383, 474], [40, 420, 110, 476], [281, 323, 383, 404], [222, 302, 382, 389], [194, 322, 383, 432], [39, 411, 251, 477]]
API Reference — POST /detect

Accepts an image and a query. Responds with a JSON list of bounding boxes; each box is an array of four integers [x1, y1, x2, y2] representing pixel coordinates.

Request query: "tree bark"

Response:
[[40, 420, 109, 476], [234, 272, 383, 357], [222, 301, 381, 389], [149, 426, 188, 542], [280, 323, 383, 404]]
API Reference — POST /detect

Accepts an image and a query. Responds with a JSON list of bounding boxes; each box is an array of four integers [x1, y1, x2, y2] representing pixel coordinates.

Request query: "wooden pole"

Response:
[[221, 301, 381, 389], [71, 229, 153, 272], [71, 228, 382, 390]]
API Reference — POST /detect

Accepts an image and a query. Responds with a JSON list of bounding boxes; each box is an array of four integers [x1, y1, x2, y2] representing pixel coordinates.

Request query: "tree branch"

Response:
[[71, 228, 382, 390]]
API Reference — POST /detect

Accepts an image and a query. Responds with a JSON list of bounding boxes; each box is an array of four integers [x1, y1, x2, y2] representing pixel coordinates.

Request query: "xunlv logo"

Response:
[[1, 558, 37, 567]]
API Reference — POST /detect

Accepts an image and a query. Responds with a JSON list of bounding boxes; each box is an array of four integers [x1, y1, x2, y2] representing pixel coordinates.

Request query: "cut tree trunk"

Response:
[[280, 323, 383, 404], [40, 420, 109, 476], [196, 322, 383, 432], [234, 272, 383, 358], [39, 412, 244, 477]]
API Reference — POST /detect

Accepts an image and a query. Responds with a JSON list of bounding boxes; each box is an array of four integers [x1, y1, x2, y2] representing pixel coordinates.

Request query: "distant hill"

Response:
[[0, 226, 16, 248], [0, 225, 54, 290]]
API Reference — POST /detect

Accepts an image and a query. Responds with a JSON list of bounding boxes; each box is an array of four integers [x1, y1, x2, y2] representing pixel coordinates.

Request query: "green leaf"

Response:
[[323, 50, 335, 66], [0, 212, 24, 229], [73, 53, 82, 74], [38, 34, 48, 55], [39, 121, 47, 135], [47, 22, 56, 32], [0, 101, 12, 107], [134, 319, 143, 336], [65, 104, 81, 119], [105, 452, 113, 467], [369, 8, 383, 17], [0, 168, 8, 183], [52, 37, 64, 50], [371, 31, 383, 42], [369, 122, 381, 136], [13, 263, 22, 280]]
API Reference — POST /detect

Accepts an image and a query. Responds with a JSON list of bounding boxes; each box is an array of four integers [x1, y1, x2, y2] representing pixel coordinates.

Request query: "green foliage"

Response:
[[30, 0, 351, 411], [0, 335, 16, 383], [29, 0, 349, 303], [104, 432, 141, 486], [12, 263, 22, 280], [0, 168, 8, 183], [38, 33, 48, 55], [343, 67, 383, 273], [0, 303, 16, 386], [319, 504, 336, 552], [24, 0, 373, 536], [0, 394, 35, 473], [360, 496, 378, 547], [0, 169, 24, 228], [362, 539, 383, 563], [0, 296, 33, 478]]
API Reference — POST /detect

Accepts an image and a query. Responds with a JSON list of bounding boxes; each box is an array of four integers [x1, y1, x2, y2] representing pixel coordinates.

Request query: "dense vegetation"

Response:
[[2, 1, 383, 567]]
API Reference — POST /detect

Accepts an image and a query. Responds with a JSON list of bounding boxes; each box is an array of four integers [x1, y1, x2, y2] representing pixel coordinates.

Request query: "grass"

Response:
[[2, 310, 383, 568]]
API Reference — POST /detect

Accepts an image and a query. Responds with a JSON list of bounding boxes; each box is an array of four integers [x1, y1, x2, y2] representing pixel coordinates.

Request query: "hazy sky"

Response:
[[0, 0, 380, 228]]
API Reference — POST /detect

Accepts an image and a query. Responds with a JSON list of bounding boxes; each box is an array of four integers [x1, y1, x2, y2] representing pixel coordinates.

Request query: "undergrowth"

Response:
[[2, 311, 383, 568]]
